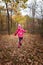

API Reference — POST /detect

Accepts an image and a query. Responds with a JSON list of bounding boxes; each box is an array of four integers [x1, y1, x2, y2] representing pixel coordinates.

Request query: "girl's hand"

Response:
[[15, 33, 16, 36]]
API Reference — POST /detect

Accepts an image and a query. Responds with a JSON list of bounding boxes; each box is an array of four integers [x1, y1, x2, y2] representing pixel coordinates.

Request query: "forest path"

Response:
[[0, 33, 43, 65]]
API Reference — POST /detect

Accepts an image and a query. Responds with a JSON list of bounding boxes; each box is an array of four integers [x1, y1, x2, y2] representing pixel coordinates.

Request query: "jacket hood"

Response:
[[18, 24, 22, 29]]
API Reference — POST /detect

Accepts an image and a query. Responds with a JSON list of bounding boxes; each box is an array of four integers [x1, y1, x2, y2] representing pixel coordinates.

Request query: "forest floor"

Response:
[[0, 33, 43, 65]]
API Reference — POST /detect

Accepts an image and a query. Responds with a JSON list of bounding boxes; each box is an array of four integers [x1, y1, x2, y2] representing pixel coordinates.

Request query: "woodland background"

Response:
[[0, 0, 43, 65]]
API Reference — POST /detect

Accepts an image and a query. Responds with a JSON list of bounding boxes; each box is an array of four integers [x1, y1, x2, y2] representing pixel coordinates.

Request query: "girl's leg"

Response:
[[19, 37, 23, 45], [18, 38, 21, 48], [19, 40, 22, 45], [18, 37, 23, 48]]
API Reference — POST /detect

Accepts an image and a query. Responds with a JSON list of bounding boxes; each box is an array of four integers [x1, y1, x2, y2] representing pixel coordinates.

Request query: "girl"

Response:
[[14, 24, 26, 48]]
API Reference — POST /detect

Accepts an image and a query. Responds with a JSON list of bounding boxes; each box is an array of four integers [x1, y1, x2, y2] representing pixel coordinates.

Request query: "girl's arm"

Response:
[[23, 29, 26, 33], [15, 30, 18, 36]]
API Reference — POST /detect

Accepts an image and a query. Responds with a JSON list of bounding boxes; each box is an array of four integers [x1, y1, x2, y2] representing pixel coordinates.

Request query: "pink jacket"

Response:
[[15, 28, 26, 37]]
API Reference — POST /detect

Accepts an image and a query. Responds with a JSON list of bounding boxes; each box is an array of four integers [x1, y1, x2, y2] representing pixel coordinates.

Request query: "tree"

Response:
[[0, 6, 4, 32], [16, 0, 28, 3], [32, 0, 37, 33], [34, 0, 43, 36], [1, 0, 28, 34], [39, 0, 43, 36], [26, 0, 37, 33], [2, 0, 11, 34]]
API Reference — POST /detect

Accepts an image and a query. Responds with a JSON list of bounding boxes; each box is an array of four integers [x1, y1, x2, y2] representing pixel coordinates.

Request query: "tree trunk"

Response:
[[32, 8, 35, 33], [0, 11, 3, 32], [11, 9, 12, 28], [6, 3, 10, 35], [40, 7, 43, 36]]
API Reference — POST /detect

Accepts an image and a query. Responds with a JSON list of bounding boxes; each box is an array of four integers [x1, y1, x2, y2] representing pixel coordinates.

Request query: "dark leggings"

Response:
[[19, 37, 23, 44]]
